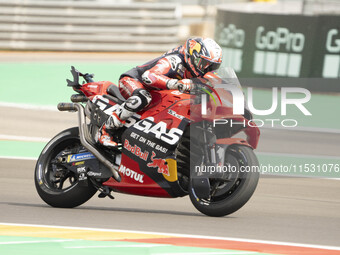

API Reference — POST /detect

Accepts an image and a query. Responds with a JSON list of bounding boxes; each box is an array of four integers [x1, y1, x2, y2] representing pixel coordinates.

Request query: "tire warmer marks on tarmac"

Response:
[[0, 224, 339, 255]]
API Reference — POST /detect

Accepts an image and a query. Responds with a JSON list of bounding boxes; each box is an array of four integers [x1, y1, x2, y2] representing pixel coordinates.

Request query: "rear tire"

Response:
[[189, 145, 259, 217], [34, 127, 97, 208]]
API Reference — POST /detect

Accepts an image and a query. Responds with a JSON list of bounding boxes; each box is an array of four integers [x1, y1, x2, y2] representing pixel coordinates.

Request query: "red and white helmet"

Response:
[[184, 37, 222, 76]]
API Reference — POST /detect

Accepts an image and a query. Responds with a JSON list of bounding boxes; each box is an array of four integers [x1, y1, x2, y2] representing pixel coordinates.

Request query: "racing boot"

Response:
[[97, 103, 134, 147], [97, 124, 118, 147]]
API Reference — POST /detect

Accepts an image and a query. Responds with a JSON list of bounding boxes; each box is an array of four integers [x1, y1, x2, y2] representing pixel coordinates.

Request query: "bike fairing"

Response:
[[82, 82, 191, 197], [89, 79, 259, 199], [103, 92, 191, 198]]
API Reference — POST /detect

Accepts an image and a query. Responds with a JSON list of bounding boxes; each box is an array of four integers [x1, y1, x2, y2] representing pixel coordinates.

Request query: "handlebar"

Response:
[[67, 66, 94, 88], [79, 72, 94, 83], [179, 80, 213, 95]]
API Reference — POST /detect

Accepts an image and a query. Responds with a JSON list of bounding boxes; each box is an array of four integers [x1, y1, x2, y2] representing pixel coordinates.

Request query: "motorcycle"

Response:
[[34, 66, 260, 217]]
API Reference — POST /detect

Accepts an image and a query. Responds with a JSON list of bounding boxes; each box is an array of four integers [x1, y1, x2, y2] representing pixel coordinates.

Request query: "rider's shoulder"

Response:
[[163, 55, 183, 64], [160, 55, 184, 72]]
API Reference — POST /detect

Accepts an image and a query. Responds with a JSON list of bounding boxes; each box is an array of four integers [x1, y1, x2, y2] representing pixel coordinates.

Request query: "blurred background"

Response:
[[0, 1, 339, 249], [1, 0, 340, 88], [1, 0, 340, 52]]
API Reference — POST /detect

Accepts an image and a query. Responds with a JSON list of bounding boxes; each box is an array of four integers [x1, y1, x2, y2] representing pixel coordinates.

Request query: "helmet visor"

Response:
[[194, 57, 221, 74]]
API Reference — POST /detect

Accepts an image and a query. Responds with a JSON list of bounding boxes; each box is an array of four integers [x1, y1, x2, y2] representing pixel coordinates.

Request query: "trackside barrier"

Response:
[[0, 0, 181, 52], [216, 4, 340, 92]]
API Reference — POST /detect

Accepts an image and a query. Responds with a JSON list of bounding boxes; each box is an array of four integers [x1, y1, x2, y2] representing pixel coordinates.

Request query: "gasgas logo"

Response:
[[254, 26, 305, 77], [322, 28, 340, 78], [133, 117, 183, 145], [217, 23, 244, 72]]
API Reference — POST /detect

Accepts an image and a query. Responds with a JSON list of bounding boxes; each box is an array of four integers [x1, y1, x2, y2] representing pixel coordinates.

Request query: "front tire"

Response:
[[34, 127, 97, 208], [189, 145, 259, 217]]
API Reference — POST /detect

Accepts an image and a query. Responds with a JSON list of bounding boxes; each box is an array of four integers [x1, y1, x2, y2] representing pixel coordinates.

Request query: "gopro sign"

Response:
[[322, 28, 340, 78], [254, 26, 305, 77], [217, 23, 245, 72], [216, 10, 340, 92], [256, 26, 305, 52]]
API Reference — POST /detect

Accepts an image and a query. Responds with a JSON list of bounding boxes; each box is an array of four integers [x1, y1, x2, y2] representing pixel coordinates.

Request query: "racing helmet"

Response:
[[184, 37, 222, 76]]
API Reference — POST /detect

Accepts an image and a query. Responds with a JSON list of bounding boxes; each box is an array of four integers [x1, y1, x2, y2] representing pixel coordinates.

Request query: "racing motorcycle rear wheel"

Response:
[[189, 145, 259, 217], [34, 127, 97, 208]]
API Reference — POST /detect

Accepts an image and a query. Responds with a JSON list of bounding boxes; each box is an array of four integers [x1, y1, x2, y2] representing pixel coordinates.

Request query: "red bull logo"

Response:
[[147, 151, 169, 176], [124, 139, 149, 161]]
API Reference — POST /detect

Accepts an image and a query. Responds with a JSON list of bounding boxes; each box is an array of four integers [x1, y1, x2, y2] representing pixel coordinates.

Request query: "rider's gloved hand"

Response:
[[105, 110, 125, 129], [166, 79, 179, 90], [177, 79, 194, 93]]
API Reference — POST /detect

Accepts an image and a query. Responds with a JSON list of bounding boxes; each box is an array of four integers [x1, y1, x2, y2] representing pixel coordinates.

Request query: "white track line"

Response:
[[257, 152, 340, 160], [0, 156, 37, 161], [0, 240, 74, 245], [0, 134, 50, 143], [260, 173, 340, 181], [0, 102, 57, 111], [261, 124, 340, 134], [0, 223, 339, 251]]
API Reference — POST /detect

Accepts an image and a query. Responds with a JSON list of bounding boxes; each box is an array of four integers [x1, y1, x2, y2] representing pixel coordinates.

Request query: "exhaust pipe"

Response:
[[57, 102, 121, 182]]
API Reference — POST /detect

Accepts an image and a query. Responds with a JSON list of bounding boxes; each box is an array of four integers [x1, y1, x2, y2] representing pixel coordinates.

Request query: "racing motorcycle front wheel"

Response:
[[34, 127, 97, 208], [189, 145, 259, 217]]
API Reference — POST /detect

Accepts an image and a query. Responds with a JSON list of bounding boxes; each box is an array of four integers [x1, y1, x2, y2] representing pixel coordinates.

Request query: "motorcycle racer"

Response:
[[98, 37, 223, 147]]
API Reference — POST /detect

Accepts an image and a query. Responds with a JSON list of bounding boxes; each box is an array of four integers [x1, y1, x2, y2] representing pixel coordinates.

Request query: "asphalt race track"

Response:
[[0, 105, 339, 248], [0, 53, 339, 254]]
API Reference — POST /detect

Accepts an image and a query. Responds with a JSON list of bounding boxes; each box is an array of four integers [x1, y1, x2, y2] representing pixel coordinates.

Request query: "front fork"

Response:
[[191, 121, 227, 199], [201, 121, 216, 163]]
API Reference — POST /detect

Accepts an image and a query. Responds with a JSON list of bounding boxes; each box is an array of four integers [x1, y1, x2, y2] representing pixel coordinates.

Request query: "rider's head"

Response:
[[184, 37, 222, 77]]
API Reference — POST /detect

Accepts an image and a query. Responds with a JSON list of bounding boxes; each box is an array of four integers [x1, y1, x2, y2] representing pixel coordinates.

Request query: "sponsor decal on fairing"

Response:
[[67, 152, 96, 163], [168, 109, 185, 120], [118, 165, 144, 183], [147, 151, 169, 176], [133, 117, 183, 145], [123, 139, 149, 161]]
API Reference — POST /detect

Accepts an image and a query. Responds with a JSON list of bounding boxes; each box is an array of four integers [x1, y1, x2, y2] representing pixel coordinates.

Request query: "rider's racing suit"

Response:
[[118, 45, 217, 113], [98, 46, 219, 147]]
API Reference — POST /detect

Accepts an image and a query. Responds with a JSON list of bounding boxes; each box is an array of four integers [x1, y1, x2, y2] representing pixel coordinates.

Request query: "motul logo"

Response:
[[118, 165, 144, 183]]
